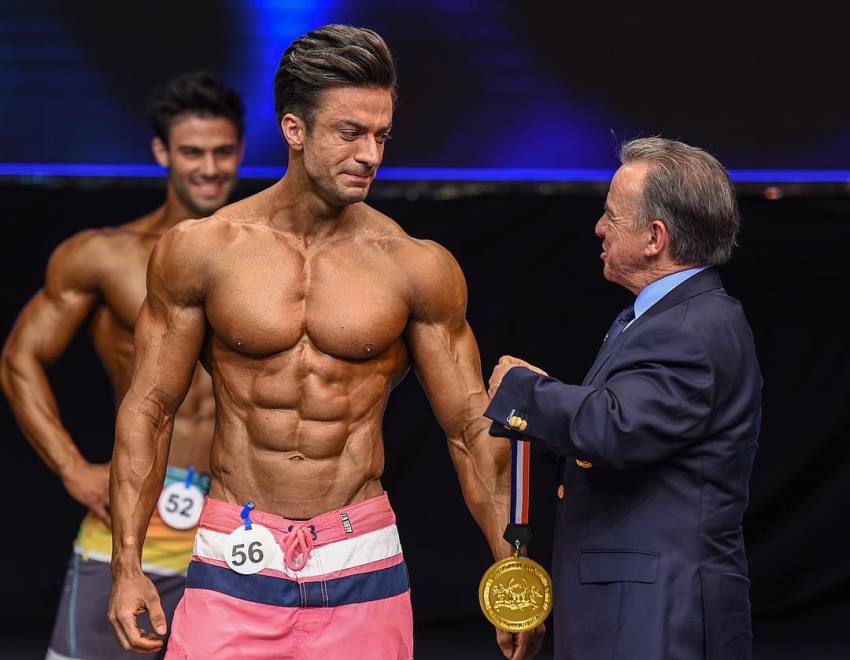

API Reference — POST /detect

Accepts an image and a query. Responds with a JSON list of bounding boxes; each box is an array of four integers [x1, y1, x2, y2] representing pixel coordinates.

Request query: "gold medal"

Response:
[[482, 427, 551, 631], [478, 554, 553, 632]]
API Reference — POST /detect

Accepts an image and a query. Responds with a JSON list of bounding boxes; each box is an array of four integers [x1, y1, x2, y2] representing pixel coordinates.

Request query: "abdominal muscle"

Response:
[[205, 338, 408, 519], [93, 314, 216, 474]]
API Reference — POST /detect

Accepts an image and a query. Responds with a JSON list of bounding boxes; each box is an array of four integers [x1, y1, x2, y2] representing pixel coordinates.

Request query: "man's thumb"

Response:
[[148, 598, 168, 635]]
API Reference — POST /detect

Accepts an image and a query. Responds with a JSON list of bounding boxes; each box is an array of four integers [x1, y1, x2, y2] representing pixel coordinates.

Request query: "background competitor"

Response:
[[107, 25, 543, 660], [1, 71, 244, 660]]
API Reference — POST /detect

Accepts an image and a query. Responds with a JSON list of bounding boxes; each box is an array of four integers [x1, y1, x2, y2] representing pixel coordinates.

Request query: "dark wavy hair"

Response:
[[148, 71, 245, 144], [274, 24, 397, 130]]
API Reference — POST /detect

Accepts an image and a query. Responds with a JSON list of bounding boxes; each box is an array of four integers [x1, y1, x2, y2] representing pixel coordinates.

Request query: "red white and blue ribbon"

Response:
[[509, 438, 531, 526]]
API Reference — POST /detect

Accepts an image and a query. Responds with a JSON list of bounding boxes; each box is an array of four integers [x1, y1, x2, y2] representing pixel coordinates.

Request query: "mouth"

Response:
[[344, 172, 372, 184], [192, 180, 226, 198]]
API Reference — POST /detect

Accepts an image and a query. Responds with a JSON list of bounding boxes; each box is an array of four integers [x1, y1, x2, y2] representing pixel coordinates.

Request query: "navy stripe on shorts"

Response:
[[186, 560, 410, 608]]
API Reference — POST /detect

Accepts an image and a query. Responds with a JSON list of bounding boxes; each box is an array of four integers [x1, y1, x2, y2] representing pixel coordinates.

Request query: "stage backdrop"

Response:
[[2, 1, 850, 178], [0, 181, 848, 647]]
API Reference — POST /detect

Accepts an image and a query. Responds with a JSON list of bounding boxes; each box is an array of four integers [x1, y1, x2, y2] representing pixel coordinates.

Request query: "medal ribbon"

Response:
[[509, 438, 530, 526], [488, 413, 534, 549]]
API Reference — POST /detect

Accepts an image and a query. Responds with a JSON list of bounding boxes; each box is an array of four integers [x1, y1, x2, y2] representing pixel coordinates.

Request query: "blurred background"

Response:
[[2, 1, 849, 658]]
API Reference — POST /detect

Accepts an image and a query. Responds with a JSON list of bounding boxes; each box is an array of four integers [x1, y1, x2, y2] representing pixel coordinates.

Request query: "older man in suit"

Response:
[[486, 137, 761, 660]]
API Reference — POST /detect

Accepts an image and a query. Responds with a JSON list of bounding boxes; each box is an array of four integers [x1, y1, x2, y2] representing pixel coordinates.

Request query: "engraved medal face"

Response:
[[479, 557, 553, 632]]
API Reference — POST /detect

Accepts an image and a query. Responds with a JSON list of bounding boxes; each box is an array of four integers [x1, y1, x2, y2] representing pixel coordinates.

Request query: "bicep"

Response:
[[5, 282, 98, 365], [126, 226, 210, 413], [128, 292, 206, 415], [408, 318, 488, 436], [405, 239, 490, 434], [9, 230, 109, 362]]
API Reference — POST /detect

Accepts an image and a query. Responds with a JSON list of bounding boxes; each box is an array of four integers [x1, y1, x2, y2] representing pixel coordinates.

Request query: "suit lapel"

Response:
[[582, 268, 724, 386], [582, 331, 627, 385]]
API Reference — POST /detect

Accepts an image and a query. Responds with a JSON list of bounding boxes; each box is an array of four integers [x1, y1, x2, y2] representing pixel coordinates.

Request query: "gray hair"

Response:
[[619, 137, 740, 265]]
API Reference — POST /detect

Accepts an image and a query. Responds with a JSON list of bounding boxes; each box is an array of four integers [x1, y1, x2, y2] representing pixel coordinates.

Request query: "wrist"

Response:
[[57, 454, 88, 481], [111, 533, 144, 573], [491, 535, 517, 561], [493, 547, 514, 561], [111, 552, 144, 579]]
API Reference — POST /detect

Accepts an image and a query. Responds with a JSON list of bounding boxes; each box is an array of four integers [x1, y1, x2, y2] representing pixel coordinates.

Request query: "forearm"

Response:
[[487, 366, 712, 469], [449, 414, 512, 560], [110, 395, 173, 575], [0, 351, 85, 476]]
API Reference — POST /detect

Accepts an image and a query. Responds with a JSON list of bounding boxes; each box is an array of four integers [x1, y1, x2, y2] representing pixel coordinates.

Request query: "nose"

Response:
[[595, 214, 606, 239], [354, 136, 381, 169], [200, 152, 217, 177]]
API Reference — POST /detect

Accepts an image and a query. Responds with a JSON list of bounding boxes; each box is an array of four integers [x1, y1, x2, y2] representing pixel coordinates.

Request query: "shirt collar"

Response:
[[633, 266, 708, 320]]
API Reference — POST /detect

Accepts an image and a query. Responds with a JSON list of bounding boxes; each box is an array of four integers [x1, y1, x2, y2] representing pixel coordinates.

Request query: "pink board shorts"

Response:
[[164, 493, 413, 660]]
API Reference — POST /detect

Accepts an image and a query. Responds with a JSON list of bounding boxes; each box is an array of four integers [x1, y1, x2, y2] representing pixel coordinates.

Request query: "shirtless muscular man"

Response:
[[1, 72, 244, 660], [108, 27, 542, 660]]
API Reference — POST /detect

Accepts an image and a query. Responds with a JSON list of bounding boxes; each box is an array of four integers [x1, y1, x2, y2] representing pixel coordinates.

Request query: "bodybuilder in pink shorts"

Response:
[[107, 24, 543, 660]]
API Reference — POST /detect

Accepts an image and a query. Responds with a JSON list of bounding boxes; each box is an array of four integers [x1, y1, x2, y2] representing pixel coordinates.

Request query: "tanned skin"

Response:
[[0, 115, 243, 525], [108, 86, 544, 659]]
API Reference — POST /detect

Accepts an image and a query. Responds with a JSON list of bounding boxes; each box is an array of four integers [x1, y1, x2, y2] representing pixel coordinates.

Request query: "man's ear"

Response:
[[151, 137, 169, 168], [281, 113, 306, 151], [645, 219, 669, 258]]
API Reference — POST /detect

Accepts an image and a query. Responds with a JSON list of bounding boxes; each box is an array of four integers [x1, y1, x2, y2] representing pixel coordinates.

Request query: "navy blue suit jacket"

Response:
[[485, 268, 761, 660]]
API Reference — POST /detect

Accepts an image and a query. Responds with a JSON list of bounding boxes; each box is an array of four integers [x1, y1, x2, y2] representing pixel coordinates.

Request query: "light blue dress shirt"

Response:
[[625, 266, 708, 330]]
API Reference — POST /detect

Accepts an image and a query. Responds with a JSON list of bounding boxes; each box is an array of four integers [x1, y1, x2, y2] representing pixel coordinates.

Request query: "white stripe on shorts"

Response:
[[192, 523, 402, 578], [70, 545, 187, 577]]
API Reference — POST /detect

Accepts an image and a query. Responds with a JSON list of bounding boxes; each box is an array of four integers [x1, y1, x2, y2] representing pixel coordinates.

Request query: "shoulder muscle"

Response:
[[146, 218, 217, 309], [404, 239, 468, 327], [44, 229, 112, 299]]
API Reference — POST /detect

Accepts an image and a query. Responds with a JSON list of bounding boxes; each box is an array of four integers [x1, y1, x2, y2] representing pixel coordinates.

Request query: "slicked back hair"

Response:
[[148, 71, 245, 145], [619, 137, 740, 265], [274, 24, 397, 131]]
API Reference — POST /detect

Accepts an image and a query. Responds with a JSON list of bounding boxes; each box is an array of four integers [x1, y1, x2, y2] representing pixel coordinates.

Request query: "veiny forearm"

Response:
[[405, 247, 513, 558], [0, 349, 84, 476], [110, 394, 174, 575], [448, 408, 512, 560]]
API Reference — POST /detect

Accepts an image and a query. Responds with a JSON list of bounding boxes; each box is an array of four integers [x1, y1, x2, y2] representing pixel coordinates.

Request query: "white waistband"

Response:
[[193, 523, 403, 579]]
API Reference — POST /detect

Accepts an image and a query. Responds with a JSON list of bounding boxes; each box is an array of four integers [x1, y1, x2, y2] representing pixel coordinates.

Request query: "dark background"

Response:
[[3, 0, 850, 173], [2, 0, 850, 657], [1, 180, 848, 657]]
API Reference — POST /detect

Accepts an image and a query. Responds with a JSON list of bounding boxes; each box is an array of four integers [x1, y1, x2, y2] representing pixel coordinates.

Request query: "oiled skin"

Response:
[[115, 187, 508, 525], [108, 83, 539, 659], [1, 110, 243, 525], [0, 210, 214, 516]]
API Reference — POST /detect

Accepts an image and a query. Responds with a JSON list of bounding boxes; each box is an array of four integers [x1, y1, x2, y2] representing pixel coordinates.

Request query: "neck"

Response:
[[631, 261, 702, 295], [154, 185, 201, 233], [270, 167, 353, 240]]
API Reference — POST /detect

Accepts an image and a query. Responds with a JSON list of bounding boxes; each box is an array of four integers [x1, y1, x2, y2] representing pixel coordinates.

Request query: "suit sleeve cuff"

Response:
[[484, 366, 540, 434]]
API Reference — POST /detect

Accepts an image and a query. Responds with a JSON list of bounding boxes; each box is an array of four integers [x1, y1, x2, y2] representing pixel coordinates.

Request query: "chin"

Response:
[[336, 188, 369, 205], [189, 204, 220, 217], [192, 197, 228, 216]]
